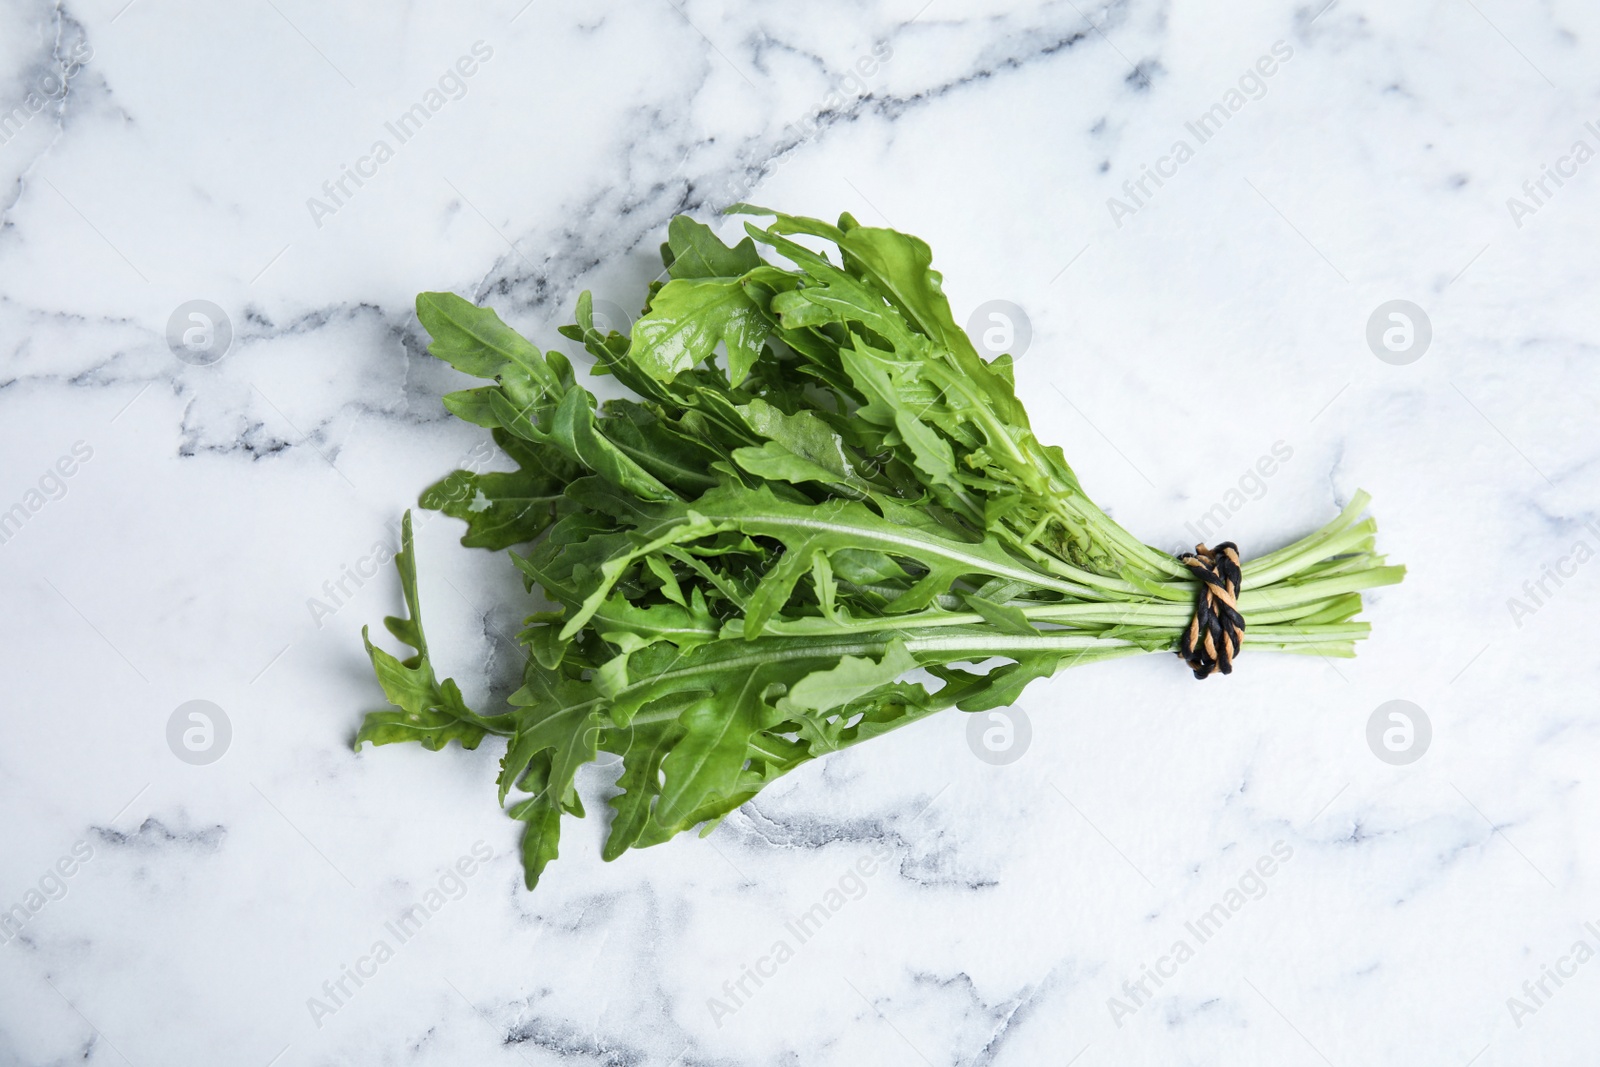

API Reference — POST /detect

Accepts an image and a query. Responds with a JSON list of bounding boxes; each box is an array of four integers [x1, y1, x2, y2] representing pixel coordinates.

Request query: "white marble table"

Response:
[[3, 1, 1598, 1063]]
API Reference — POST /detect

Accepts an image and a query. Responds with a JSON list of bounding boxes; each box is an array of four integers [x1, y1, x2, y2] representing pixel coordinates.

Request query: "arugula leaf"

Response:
[[665, 216, 762, 280], [630, 279, 772, 386], [730, 398, 866, 491], [357, 512, 513, 750], [783, 639, 919, 714], [420, 429, 575, 549], [602, 720, 682, 860], [417, 291, 556, 393]]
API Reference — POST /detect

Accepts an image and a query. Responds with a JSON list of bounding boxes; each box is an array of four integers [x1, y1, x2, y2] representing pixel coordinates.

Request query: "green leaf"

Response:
[[498, 700, 603, 805], [547, 389, 680, 503], [603, 721, 682, 860], [730, 398, 864, 490], [629, 279, 772, 386], [961, 593, 1041, 637], [657, 682, 771, 829], [486, 387, 680, 505], [357, 512, 512, 751], [743, 542, 817, 638], [596, 400, 724, 495], [440, 387, 502, 428], [731, 442, 843, 489], [509, 791, 563, 890], [416, 292, 555, 390], [784, 639, 917, 714], [665, 216, 761, 280], [353, 678, 489, 752], [419, 429, 575, 549]]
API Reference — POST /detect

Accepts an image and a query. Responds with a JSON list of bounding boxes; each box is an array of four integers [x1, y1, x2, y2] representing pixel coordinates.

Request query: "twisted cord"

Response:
[[1177, 542, 1244, 679]]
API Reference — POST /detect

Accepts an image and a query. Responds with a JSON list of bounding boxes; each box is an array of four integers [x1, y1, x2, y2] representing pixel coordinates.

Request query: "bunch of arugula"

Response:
[[358, 206, 1404, 890]]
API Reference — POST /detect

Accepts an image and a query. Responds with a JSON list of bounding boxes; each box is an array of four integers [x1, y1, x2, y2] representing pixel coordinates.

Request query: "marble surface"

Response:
[[3, 0, 1599, 1063]]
